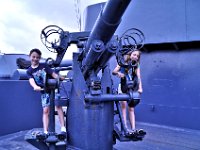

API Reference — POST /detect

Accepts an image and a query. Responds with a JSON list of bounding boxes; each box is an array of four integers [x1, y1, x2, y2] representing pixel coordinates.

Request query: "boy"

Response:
[[27, 48, 66, 135]]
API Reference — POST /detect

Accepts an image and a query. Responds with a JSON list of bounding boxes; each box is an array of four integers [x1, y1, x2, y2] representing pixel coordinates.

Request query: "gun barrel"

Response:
[[83, 0, 132, 77], [82, 40, 105, 77], [86, 0, 131, 50], [94, 39, 119, 73]]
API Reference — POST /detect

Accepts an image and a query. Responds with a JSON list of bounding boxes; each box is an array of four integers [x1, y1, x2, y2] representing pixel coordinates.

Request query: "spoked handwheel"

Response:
[[40, 25, 64, 53], [119, 28, 145, 51]]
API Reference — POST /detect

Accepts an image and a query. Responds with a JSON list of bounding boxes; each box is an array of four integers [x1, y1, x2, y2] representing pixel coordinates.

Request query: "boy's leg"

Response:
[[41, 93, 50, 134], [56, 106, 66, 132], [43, 107, 50, 134]]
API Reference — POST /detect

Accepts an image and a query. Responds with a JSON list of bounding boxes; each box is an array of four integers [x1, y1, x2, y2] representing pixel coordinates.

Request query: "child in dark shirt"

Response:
[[113, 50, 143, 134], [27, 48, 66, 135]]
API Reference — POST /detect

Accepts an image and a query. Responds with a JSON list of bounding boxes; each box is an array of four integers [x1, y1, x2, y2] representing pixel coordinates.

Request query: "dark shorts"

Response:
[[120, 76, 139, 93]]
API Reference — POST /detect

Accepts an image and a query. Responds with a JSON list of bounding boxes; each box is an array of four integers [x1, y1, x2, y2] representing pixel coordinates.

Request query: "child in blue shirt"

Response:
[[27, 48, 66, 135]]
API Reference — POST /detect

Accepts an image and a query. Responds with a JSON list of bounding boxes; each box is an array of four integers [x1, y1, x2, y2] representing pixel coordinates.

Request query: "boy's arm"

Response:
[[52, 72, 65, 81], [136, 67, 143, 93], [29, 78, 42, 91]]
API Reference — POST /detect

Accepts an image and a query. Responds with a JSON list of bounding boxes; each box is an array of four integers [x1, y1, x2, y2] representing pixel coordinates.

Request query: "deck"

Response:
[[0, 122, 200, 150]]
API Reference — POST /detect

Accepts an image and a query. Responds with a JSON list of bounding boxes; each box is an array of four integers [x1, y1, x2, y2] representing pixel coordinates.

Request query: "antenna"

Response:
[[74, 0, 82, 31]]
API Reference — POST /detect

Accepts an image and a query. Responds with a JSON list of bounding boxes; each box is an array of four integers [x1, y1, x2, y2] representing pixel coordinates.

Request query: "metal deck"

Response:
[[0, 122, 200, 150]]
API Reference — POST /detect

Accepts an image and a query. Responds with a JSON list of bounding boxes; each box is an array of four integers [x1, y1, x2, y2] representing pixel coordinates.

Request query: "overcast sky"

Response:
[[0, 0, 106, 58]]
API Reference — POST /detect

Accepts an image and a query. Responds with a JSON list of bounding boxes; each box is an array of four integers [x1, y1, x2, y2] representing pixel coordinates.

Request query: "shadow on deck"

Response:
[[115, 122, 200, 150]]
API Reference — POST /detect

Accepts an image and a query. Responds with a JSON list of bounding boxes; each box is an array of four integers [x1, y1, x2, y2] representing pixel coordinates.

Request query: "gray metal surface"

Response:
[[0, 54, 29, 79], [83, 0, 200, 44], [0, 80, 42, 136], [1, 122, 200, 150], [66, 53, 114, 150]]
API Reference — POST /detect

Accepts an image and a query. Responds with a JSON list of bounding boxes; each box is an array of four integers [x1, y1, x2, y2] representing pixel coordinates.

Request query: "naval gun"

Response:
[[25, 0, 146, 149]]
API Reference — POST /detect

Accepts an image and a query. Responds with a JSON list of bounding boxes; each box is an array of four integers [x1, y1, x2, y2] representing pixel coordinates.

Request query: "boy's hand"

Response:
[[117, 72, 125, 78], [52, 72, 66, 81], [59, 76, 65, 81], [138, 88, 143, 94], [33, 86, 42, 91]]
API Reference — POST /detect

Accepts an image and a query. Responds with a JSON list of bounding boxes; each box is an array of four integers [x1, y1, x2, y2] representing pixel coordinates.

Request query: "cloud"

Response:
[[0, 0, 76, 56], [0, 0, 106, 59]]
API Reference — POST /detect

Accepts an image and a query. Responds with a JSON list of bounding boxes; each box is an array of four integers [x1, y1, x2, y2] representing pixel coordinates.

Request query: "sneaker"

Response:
[[136, 129, 146, 136], [36, 132, 48, 140], [57, 132, 67, 141], [125, 129, 137, 137]]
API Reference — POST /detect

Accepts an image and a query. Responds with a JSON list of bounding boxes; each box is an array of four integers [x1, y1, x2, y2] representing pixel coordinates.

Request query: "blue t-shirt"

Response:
[[26, 63, 53, 88]]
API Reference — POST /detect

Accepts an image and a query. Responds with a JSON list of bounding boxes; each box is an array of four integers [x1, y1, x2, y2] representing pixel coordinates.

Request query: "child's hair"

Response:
[[125, 49, 141, 62], [123, 54, 130, 62], [134, 49, 141, 61], [29, 48, 42, 56]]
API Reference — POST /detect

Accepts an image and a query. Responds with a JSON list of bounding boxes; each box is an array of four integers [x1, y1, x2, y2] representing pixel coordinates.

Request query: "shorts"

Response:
[[41, 93, 50, 107], [119, 76, 139, 94], [41, 93, 61, 107]]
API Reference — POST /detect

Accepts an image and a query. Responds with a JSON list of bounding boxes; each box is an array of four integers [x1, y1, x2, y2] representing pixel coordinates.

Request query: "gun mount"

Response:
[[25, 0, 146, 149]]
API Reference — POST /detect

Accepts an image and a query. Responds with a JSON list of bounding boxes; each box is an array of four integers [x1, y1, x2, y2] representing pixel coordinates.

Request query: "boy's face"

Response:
[[130, 51, 140, 62], [30, 52, 41, 66]]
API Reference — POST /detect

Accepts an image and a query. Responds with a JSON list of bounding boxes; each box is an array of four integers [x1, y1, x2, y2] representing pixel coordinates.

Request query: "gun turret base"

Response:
[[114, 126, 146, 142], [25, 128, 67, 150], [36, 132, 48, 141], [57, 132, 67, 141]]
